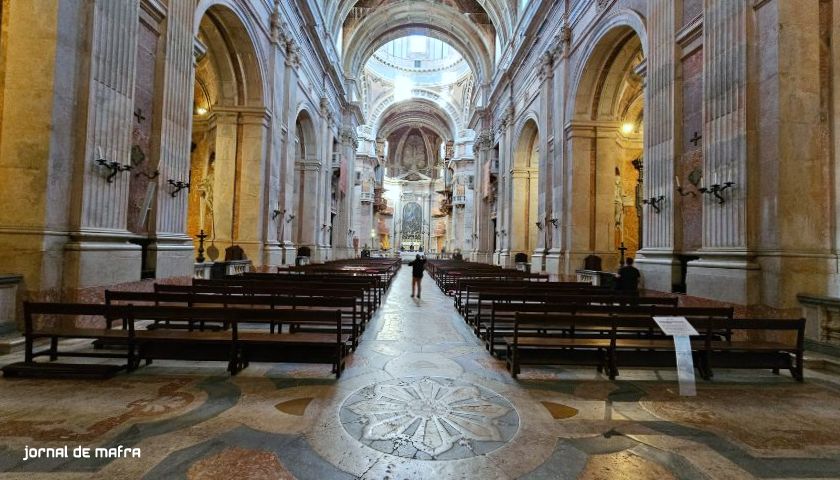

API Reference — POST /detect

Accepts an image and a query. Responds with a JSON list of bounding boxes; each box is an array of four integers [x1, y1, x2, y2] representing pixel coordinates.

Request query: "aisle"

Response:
[[305, 267, 559, 478]]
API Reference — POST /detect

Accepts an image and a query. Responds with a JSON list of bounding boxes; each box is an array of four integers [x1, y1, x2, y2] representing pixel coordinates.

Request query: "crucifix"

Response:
[[618, 242, 628, 266], [134, 108, 146, 124], [689, 131, 702, 147]]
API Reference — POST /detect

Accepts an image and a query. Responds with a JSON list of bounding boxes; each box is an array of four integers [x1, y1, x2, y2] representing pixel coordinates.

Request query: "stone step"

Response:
[[803, 355, 840, 374], [0, 334, 25, 355]]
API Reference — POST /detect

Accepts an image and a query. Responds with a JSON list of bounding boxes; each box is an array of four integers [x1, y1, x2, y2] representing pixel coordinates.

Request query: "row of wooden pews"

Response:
[[428, 260, 806, 382], [2, 258, 400, 379]]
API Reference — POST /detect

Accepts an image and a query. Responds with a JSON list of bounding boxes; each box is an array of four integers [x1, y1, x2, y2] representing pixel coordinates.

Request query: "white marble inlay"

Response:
[[340, 376, 519, 460]]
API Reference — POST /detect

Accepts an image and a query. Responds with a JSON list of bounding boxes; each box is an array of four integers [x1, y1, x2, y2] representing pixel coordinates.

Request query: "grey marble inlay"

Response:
[[340, 376, 519, 460]]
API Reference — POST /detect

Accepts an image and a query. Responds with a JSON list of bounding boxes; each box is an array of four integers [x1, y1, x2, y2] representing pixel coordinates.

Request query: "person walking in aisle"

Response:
[[409, 254, 427, 299]]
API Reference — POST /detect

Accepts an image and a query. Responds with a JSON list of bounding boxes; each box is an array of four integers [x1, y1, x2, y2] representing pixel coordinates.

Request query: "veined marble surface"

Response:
[[1, 268, 839, 479]]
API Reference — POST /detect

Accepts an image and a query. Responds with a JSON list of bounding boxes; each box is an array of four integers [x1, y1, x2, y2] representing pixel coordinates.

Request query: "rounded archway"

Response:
[[292, 109, 319, 248], [511, 119, 540, 260], [567, 24, 645, 270], [186, 4, 267, 262]]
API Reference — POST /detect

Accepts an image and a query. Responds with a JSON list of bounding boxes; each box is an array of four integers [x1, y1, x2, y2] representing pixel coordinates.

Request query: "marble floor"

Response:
[[1, 269, 840, 479]]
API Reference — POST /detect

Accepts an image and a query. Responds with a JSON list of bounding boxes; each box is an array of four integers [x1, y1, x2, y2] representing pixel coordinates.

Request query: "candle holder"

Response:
[[167, 179, 190, 197], [676, 185, 696, 197], [196, 229, 208, 263], [286, 213, 296, 224], [96, 158, 132, 183], [272, 208, 286, 220], [643, 195, 665, 214], [135, 169, 160, 180], [699, 181, 735, 205], [549, 218, 559, 227], [535, 221, 544, 231]]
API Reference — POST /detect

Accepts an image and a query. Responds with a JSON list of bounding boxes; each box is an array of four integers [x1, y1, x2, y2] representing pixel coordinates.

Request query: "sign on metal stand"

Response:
[[653, 316, 699, 396]]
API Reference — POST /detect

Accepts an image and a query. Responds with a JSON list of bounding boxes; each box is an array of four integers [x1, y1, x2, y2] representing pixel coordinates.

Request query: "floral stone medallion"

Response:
[[339, 377, 519, 460]]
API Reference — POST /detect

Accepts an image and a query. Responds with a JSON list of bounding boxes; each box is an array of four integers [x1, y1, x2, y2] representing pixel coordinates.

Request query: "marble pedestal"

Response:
[[262, 244, 285, 268], [148, 234, 194, 279], [544, 249, 564, 276], [63, 233, 142, 290], [686, 253, 761, 305], [635, 250, 681, 293], [0, 274, 23, 353]]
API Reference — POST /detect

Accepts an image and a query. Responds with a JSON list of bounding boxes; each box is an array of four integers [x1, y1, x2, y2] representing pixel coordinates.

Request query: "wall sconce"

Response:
[[286, 213, 295, 224], [550, 218, 559, 227], [167, 179, 190, 197], [675, 176, 696, 197], [472, 233, 478, 239], [95, 148, 132, 183], [535, 221, 544, 231], [700, 181, 735, 205], [272, 208, 286, 220], [500, 230, 507, 237], [348, 229, 356, 237], [643, 195, 665, 214]]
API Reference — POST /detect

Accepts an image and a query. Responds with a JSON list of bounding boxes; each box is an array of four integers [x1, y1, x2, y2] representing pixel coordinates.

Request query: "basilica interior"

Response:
[[1, 0, 840, 478]]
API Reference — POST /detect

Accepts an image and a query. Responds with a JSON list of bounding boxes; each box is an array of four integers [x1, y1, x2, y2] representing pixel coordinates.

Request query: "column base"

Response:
[[148, 234, 194, 279], [635, 250, 681, 293], [544, 249, 565, 276], [262, 245, 285, 269], [686, 253, 761, 305], [531, 250, 548, 272], [63, 232, 142, 289], [498, 250, 512, 268]]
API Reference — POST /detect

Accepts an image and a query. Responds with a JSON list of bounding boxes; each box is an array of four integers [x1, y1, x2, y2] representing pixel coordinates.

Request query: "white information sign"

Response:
[[653, 316, 699, 337], [653, 316, 699, 396]]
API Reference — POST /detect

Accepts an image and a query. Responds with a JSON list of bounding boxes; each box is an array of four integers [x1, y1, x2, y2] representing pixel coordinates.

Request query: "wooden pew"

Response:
[[506, 312, 804, 381], [6, 302, 351, 379]]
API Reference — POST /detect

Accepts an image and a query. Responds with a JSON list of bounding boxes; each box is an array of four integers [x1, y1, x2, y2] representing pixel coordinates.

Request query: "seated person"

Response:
[[615, 257, 641, 292]]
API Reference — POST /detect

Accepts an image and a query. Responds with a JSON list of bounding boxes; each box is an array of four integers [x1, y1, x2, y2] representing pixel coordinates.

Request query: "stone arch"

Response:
[[368, 92, 462, 140], [511, 118, 540, 258], [565, 19, 647, 271], [567, 9, 648, 120], [193, 0, 268, 108], [186, 2, 270, 262], [292, 108, 319, 247], [341, 4, 494, 83], [330, 0, 511, 56]]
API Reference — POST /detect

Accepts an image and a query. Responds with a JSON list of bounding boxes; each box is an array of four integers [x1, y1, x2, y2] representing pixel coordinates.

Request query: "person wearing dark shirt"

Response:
[[615, 257, 641, 292], [408, 254, 427, 299]]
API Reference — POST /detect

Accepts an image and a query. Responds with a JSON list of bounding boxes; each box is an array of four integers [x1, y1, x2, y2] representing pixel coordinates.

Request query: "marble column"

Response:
[[232, 109, 270, 263], [498, 107, 514, 267], [636, 0, 680, 292], [532, 51, 554, 272], [148, 0, 195, 279], [747, 0, 835, 307], [547, 28, 570, 275], [0, 0, 83, 301], [686, 0, 760, 304], [279, 40, 300, 264], [64, 0, 143, 290], [262, 10, 290, 267]]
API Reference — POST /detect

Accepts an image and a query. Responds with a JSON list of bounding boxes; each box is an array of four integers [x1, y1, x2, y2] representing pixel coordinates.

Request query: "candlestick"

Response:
[[675, 175, 681, 188], [97, 146, 104, 160]]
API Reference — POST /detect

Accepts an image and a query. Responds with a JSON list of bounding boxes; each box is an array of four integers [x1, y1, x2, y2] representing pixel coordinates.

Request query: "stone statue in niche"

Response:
[[198, 152, 215, 235], [614, 167, 625, 233]]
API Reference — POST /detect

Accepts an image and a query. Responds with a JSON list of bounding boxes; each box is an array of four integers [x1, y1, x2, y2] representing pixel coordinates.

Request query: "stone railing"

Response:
[[194, 263, 213, 279], [360, 192, 374, 203], [798, 294, 840, 353], [575, 269, 617, 288], [452, 195, 466, 206]]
